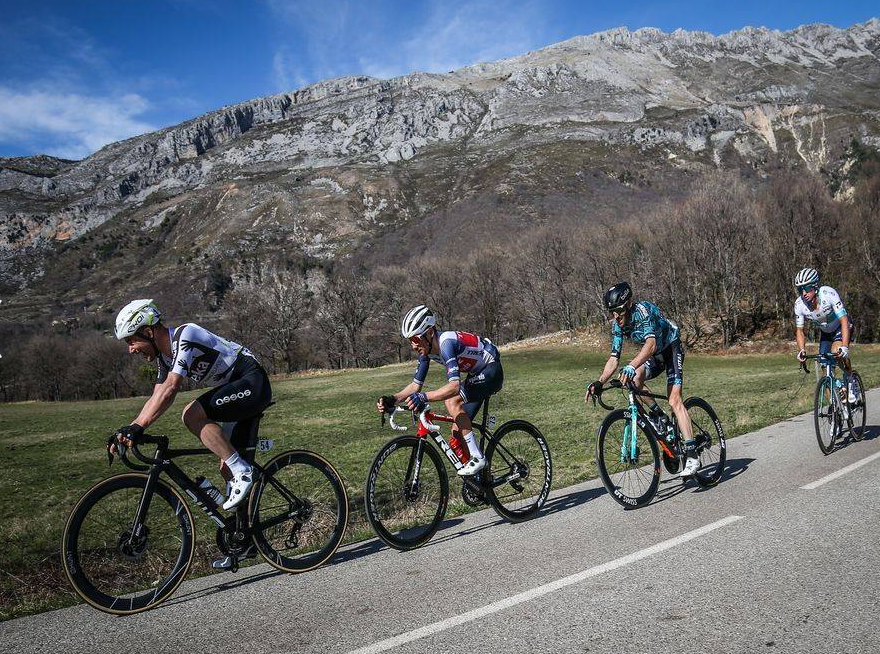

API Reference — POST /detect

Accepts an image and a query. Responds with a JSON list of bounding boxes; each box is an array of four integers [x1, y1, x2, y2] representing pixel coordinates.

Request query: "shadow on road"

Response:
[[648, 457, 755, 506], [541, 485, 607, 517], [831, 424, 880, 452]]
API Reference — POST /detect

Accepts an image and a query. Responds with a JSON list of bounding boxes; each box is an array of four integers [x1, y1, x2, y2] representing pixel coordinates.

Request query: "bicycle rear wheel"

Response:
[[250, 451, 349, 573], [814, 377, 837, 455], [848, 372, 867, 441], [596, 409, 661, 509], [365, 436, 448, 550], [484, 420, 552, 522], [61, 473, 194, 615], [686, 397, 727, 488]]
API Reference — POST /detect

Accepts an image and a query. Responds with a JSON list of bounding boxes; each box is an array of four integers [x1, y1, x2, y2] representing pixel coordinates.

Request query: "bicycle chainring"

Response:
[[461, 482, 487, 507], [662, 452, 680, 474]]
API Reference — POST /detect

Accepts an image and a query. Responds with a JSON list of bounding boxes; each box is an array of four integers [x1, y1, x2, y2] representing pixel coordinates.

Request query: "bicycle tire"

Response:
[[685, 397, 727, 488], [848, 372, 867, 441], [814, 376, 837, 455], [595, 409, 661, 509], [61, 473, 194, 615], [250, 450, 349, 573], [484, 420, 552, 522], [365, 436, 448, 550]]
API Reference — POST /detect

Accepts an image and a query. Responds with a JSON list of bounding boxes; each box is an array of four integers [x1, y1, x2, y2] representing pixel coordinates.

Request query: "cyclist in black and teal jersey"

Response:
[[585, 282, 699, 477]]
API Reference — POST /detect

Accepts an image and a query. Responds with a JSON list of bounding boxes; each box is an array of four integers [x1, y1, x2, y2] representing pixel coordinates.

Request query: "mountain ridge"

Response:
[[1, 18, 879, 320]]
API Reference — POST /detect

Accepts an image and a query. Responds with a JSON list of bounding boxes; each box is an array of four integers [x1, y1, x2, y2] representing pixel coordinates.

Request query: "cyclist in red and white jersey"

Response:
[[377, 305, 503, 476], [109, 300, 272, 512]]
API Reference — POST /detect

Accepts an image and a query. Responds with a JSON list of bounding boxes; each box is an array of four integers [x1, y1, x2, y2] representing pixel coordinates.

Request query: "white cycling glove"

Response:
[[837, 346, 849, 359]]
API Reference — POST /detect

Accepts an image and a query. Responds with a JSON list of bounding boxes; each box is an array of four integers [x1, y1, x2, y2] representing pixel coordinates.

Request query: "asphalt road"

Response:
[[5, 389, 880, 654]]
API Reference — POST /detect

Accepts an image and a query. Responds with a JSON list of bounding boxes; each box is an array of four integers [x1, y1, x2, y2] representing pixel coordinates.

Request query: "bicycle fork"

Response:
[[620, 404, 639, 463]]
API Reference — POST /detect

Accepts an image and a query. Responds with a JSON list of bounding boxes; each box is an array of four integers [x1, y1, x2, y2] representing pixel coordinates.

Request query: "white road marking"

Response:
[[801, 450, 880, 490], [343, 515, 744, 654]]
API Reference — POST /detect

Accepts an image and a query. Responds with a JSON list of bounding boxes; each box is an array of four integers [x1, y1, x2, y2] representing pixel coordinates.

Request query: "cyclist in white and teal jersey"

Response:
[[585, 282, 700, 477], [109, 300, 272, 513], [376, 305, 503, 476], [793, 267, 858, 402]]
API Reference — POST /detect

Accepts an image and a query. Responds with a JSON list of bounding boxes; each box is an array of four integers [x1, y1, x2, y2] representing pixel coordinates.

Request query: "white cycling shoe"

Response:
[[457, 455, 487, 477], [678, 456, 700, 478], [222, 468, 256, 510]]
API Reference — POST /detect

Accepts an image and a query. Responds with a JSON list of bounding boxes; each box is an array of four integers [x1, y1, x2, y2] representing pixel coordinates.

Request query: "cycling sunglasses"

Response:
[[797, 283, 819, 295]]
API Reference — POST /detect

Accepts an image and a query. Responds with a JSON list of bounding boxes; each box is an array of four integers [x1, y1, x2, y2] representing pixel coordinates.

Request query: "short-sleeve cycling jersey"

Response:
[[413, 331, 500, 385], [610, 301, 679, 358], [156, 323, 253, 387], [794, 286, 847, 334]]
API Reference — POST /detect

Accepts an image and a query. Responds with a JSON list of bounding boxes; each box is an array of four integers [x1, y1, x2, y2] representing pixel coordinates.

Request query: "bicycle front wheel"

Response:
[[596, 409, 661, 509], [61, 473, 195, 615], [365, 436, 448, 550], [848, 372, 867, 441], [814, 377, 837, 455], [484, 420, 552, 522], [250, 451, 349, 573]]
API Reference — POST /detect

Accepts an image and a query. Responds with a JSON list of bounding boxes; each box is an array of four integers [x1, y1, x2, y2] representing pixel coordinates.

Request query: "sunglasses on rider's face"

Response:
[[798, 284, 819, 295], [608, 306, 627, 317]]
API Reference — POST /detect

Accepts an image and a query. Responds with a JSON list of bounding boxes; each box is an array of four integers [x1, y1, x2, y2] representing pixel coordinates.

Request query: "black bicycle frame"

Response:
[[121, 436, 303, 547]]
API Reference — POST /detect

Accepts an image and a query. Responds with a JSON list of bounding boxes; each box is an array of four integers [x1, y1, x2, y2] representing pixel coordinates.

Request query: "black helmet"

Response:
[[603, 282, 632, 311]]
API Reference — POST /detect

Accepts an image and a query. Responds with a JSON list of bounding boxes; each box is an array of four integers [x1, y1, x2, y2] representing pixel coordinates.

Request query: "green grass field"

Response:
[[2, 344, 879, 620]]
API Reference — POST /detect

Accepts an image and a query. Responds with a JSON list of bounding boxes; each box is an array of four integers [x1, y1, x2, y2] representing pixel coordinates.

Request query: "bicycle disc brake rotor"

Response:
[[402, 479, 420, 501], [117, 527, 149, 561]]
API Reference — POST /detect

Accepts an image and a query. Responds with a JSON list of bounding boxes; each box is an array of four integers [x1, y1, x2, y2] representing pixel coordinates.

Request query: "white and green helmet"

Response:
[[115, 299, 162, 340], [794, 267, 820, 288]]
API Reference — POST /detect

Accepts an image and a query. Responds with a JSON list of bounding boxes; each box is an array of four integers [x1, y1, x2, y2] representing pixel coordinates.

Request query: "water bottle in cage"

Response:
[[195, 476, 225, 505], [449, 434, 470, 463]]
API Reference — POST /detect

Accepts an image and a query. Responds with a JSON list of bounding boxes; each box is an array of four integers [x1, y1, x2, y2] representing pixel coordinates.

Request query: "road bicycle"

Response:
[[365, 399, 552, 550], [802, 353, 866, 454], [593, 380, 726, 509], [62, 407, 349, 615]]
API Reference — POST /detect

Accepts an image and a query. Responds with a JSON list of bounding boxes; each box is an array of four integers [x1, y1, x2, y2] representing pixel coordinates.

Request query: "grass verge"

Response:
[[2, 344, 879, 620]]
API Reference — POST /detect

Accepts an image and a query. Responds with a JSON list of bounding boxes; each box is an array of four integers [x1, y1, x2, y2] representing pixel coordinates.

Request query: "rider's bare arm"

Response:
[[422, 379, 461, 403], [394, 381, 423, 403], [134, 372, 184, 428], [626, 337, 657, 371], [839, 314, 851, 348], [795, 325, 806, 352], [597, 356, 620, 384]]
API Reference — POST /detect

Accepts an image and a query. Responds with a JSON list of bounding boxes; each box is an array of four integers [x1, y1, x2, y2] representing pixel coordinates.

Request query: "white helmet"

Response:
[[794, 268, 819, 288], [115, 299, 162, 340], [401, 305, 436, 338]]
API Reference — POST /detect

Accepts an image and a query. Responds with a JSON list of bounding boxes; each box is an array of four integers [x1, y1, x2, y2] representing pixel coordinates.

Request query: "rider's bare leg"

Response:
[[668, 384, 694, 442], [182, 400, 235, 460], [446, 395, 483, 460]]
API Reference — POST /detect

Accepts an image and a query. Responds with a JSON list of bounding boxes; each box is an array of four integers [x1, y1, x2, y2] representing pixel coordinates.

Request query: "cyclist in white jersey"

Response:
[[376, 305, 503, 476], [108, 300, 272, 513], [793, 268, 858, 402]]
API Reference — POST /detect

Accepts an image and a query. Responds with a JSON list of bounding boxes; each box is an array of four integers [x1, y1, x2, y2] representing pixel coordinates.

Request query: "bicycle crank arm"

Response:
[[486, 470, 523, 489]]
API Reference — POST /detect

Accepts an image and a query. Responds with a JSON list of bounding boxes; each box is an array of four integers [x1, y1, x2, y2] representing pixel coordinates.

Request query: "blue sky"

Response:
[[0, 0, 875, 159]]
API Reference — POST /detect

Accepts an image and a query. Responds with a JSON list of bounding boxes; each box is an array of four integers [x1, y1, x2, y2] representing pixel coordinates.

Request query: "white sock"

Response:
[[225, 452, 250, 477], [463, 431, 482, 459]]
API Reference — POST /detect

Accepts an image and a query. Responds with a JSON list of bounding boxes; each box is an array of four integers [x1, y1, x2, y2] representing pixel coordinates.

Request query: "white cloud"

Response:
[[0, 86, 156, 159], [267, 0, 553, 86], [394, 0, 549, 75], [272, 48, 311, 93]]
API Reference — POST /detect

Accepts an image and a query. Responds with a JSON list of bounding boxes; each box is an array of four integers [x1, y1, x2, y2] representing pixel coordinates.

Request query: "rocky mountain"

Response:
[[1, 19, 879, 322]]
